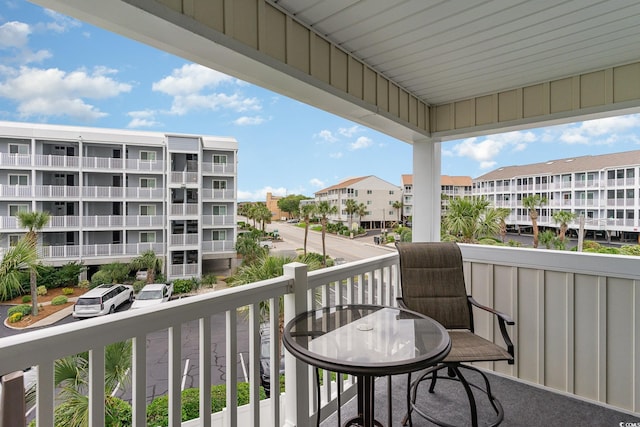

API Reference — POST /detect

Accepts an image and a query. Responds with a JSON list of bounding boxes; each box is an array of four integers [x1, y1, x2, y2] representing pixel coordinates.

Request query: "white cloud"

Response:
[[315, 129, 337, 143], [0, 66, 132, 120], [127, 110, 161, 128], [309, 178, 325, 188], [237, 186, 288, 202], [152, 64, 261, 115], [329, 152, 343, 159], [350, 136, 373, 150], [40, 9, 81, 33], [559, 114, 640, 145], [450, 131, 536, 168], [234, 115, 265, 126], [0, 21, 30, 49], [338, 125, 362, 137]]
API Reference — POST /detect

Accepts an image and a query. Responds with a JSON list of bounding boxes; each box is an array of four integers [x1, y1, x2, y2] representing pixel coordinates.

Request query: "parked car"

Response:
[[259, 323, 284, 397], [72, 284, 134, 318], [259, 240, 273, 249], [131, 283, 173, 309]]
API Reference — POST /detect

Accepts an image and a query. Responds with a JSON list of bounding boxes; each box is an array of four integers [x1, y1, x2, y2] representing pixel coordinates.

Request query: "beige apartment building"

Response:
[[0, 121, 238, 279], [314, 176, 401, 229], [473, 150, 640, 242], [402, 174, 473, 220]]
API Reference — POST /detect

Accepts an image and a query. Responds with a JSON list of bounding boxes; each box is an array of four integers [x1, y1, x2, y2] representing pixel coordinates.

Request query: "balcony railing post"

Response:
[[0, 371, 25, 427], [283, 262, 310, 427]]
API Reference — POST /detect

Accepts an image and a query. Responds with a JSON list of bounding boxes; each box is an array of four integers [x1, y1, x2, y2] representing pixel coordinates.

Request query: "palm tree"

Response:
[[392, 200, 403, 226], [344, 199, 358, 230], [129, 250, 162, 284], [253, 202, 272, 232], [17, 210, 50, 316], [356, 203, 367, 228], [48, 340, 132, 427], [300, 203, 316, 255], [443, 197, 504, 243], [552, 210, 576, 243], [0, 237, 37, 302], [235, 230, 265, 265], [315, 201, 338, 267], [522, 194, 548, 248]]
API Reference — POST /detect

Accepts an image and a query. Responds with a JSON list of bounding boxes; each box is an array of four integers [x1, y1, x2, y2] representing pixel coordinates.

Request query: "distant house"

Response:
[[314, 176, 401, 229]]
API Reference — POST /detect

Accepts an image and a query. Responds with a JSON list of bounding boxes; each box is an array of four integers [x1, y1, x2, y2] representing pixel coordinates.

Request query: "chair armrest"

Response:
[[396, 297, 409, 310], [468, 296, 514, 324], [468, 296, 515, 364]]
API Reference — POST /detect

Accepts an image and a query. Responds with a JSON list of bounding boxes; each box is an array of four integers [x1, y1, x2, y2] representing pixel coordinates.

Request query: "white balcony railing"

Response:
[[201, 214, 234, 226], [39, 243, 164, 259], [170, 233, 199, 246], [82, 157, 124, 170], [201, 188, 235, 200], [170, 171, 198, 185], [201, 162, 235, 174], [0, 153, 32, 167], [169, 263, 200, 277], [170, 203, 199, 216], [33, 154, 80, 168], [125, 159, 164, 172], [2, 247, 639, 425], [82, 186, 124, 198], [201, 240, 235, 252], [125, 187, 164, 199]]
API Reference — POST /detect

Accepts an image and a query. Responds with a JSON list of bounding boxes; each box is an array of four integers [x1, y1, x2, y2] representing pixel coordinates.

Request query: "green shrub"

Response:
[[172, 278, 198, 294], [29, 396, 132, 427], [146, 383, 264, 426], [620, 245, 640, 256], [91, 270, 112, 287], [62, 287, 74, 295], [78, 279, 90, 289], [51, 295, 68, 306], [22, 295, 32, 303], [132, 280, 146, 292], [8, 304, 32, 317], [8, 312, 23, 323], [37, 285, 47, 296], [201, 274, 218, 287]]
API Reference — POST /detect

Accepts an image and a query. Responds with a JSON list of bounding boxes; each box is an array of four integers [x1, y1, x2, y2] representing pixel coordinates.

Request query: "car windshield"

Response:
[[137, 290, 163, 300], [76, 297, 100, 305]]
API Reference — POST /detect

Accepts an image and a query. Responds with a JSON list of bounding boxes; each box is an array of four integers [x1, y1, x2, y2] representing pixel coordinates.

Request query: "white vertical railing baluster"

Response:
[[357, 273, 365, 304], [132, 335, 147, 427], [89, 347, 106, 427], [248, 304, 260, 425], [199, 317, 212, 427], [168, 326, 182, 427], [226, 309, 238, 427], [268, 296, 281, 426], [36, 361, 54, 427]]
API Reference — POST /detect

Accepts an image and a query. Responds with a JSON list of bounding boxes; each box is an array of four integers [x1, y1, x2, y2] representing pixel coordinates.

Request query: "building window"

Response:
[[367, 201, 372, 205], [367, 190, 372, 194], [139, 231, 156, 243], [9, 235, 23, 246], [389, 190, 394, 195], [213, 180, 227, 190], [140, 178, 156, 188], [9, 205, 29, 216], [213, 155, 227, 164], [140, 205, 156, 216], [9, 175, 28, 185], [212, 230, 226, 240], [140, 151, 156, 161], [212, 205, 227, 215], [9, 144, 29, 154]]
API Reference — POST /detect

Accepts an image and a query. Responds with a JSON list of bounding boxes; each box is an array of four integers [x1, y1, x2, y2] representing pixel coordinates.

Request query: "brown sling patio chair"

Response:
[[396, 242, 515, 427]]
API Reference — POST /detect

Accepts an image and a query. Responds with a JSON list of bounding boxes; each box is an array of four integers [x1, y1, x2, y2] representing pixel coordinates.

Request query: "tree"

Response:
[[344, 199, 358, 230], [522, 194, 548, 248], [129, 250, 162, 284], [552, 210, 576, 243], [252, 202, 272, 232], [392, 200, 403, 226], [315, 201, 338, 267], [300, 203, 316, 256], [235, 230, 265, 265], [356, 203, 367, 227], [277, 195, 307, 219], [0, 237, 37, 302], [17, 210, 50, 316], [47, 340, 132, 427], [442, 197, 504, 243]]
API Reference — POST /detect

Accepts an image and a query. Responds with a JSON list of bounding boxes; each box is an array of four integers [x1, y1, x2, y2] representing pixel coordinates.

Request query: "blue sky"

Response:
[[2, 1, 640, 201]]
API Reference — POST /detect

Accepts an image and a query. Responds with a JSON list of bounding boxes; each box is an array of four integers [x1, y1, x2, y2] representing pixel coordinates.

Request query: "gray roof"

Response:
[[475, 150, 640, 181]]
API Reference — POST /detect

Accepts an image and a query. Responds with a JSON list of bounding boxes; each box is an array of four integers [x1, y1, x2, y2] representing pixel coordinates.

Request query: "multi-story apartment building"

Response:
[[314, 176, 401, 229], [473, 150, 640, 242], [0, 121, 238, 279], [402, 174, 473, 220]]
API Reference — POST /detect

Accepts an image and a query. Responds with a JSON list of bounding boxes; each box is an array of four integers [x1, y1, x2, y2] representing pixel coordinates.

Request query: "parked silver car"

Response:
[[72, 284, 134, 318]]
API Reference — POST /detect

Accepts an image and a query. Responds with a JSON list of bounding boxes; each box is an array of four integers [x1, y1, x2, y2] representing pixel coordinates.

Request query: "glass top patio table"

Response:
[[283, 304, 451, 426]]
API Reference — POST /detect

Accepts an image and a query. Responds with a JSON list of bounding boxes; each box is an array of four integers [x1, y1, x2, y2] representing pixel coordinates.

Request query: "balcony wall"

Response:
[[1, 246, 638, 426]]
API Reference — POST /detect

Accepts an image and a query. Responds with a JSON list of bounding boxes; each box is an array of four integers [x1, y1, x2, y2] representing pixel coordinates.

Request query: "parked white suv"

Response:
[[72, 284, 134, 318]]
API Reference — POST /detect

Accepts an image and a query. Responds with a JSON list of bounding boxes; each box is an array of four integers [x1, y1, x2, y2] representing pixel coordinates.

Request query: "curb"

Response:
[[3, 297, 78, 330]]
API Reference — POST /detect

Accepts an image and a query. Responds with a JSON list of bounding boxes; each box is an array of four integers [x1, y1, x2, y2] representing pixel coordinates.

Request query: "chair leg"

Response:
[[451, 365, 478, 427], [461, 365, 503, 418], [402, 372, 413, 426]]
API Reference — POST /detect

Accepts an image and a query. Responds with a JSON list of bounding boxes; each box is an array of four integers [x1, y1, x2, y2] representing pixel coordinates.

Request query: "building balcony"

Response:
[[201, 161, 235, 175], [168, 262, 199, 277], [0, 184, 82, 199], [201, 240, 235, 252], [36, 242, 164, 259], [1, 246, 639, 426], [201, 214, 234, 226], [170, 203, 199, 216], [201, 188, 235, 200], [169, 233, 199, 246], [169, 171, 198, 185], [0, 152, 33, 167]]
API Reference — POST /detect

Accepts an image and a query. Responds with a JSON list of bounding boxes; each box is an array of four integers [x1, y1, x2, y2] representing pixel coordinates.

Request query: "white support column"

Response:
[[412, 138, 441, 242]]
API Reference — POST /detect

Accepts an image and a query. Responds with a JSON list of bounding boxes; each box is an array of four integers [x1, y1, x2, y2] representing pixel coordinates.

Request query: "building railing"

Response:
[[201, 188, 235, 200], [201, 214, 235, 226], [34, 154, 80, 168], [201, 240, 235, 252], [170, 233, 199, 246], [170, 203, 199, 216], [82, 156, 124, 170], [201, 162, 235, 174], [2, 247, 639, 425], [0, 153, 33, 167], [170, 171, 198, 185], [38, 243, 164, 259], [125, 159, 164, 171], [169, 263, 200, 277]]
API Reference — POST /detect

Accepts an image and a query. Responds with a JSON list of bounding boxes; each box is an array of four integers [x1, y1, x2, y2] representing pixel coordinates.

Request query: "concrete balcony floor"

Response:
[[322, 370, 640, 426]]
